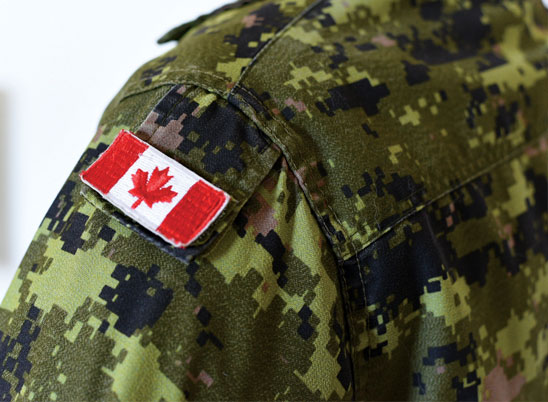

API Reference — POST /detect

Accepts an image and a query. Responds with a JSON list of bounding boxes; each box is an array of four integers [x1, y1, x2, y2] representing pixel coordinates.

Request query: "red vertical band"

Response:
[[80, 130, 149, 194], [157, 180, 227, 246]]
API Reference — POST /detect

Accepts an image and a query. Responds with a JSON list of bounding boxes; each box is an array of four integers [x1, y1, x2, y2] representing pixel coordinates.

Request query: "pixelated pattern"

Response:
[[228, 0, 548, 262], [0, 80, 352, 399], [0, 305, 41, 401], [1, 0, 547, 400], [136, 84, 271, 180], [99, 264, 173, 337], [341, 137, 548, 400], [116, 0, 548, 261]]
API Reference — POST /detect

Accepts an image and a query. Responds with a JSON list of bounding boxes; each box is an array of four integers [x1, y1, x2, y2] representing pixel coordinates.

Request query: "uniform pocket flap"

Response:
[[79, 84, 281, 263]]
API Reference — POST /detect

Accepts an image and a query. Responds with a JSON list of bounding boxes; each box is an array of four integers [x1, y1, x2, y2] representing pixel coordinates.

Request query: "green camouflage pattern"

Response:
[[0, 84, 352, 400], [1, 0, 548, 400]]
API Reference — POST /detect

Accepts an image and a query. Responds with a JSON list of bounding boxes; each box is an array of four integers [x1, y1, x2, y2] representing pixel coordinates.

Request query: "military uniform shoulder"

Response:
[[2, 1, 548, 401], [116, 0, 548, 263]]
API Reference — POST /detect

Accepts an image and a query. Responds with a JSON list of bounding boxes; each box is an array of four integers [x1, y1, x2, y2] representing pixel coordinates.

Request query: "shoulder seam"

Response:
[[229, 0, 326, 96], [344, 130, 548, 257]]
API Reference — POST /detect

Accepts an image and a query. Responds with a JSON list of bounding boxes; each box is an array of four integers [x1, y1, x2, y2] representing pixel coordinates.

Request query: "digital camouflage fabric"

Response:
[[1, 0, 547, 400]]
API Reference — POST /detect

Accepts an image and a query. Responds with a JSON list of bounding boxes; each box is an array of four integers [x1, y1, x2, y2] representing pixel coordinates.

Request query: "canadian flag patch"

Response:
[[80, 130, 230, 248]]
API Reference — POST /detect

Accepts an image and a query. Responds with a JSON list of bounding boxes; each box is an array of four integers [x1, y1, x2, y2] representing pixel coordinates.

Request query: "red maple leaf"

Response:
[[128, 166, 178, 209]]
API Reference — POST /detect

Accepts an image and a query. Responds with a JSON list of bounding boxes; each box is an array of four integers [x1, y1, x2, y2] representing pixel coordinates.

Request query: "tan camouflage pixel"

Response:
[[1, 0, 548, 400], [0, 84, 353, 400]]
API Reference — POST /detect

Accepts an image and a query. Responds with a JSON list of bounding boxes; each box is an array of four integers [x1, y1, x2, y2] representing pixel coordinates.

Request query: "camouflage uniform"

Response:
[[1, 0, 547, 400]]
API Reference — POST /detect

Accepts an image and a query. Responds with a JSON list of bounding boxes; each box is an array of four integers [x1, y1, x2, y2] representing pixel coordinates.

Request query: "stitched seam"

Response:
[[132, 83, 278, 204], [232, 85, 352, 245], [122, 79, 275, 159], [333, 254, 358, 400], [122, 75, 360, 389], [331, 238, 361, 399], [229, 82, 363, 400], [94, 84, 282, 252], [124, 69, 548, 263], [343, 133, 543, 249], [123, 73, 364, 397], [229, 0, 326, 96], [232, 80, 363, 396], [352, 130, 548, 250], [232, 84, 350, 232], [121, 70, 230, 100], [122, 77, 354, 245], [231, 80, 548, 261], [96, 86, 180, 140], [123, 0, 327, 98], [229, 82, 378, 399], [224, 82, 547, 400], [346, 131, 547, 399], [351, 246, 364, 399], [147, 68, 365, 395], [238, 71, 547, 256], [112, 33, 544, 400]]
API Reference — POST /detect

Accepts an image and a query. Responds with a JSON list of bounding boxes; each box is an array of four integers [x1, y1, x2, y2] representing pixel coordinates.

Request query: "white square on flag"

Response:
[[79, 129, 231, 248]]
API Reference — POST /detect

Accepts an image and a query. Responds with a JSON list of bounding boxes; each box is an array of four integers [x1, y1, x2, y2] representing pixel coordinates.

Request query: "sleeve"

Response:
[[0, 83, 355, 401]]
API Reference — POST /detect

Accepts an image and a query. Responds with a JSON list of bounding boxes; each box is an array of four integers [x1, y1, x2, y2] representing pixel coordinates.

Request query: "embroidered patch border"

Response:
[[80, 129, 230, 247]]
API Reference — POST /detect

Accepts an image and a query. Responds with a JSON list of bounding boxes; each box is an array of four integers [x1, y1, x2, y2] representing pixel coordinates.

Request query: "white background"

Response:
[[0, 1, 227, 300]]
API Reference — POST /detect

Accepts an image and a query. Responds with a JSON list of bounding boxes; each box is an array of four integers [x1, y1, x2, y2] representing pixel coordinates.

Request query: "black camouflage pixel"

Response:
[[1, 0, 547, 400]]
